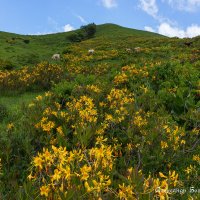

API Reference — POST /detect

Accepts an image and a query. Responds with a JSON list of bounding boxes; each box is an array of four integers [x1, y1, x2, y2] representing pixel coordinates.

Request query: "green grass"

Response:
[[0, 92, 43, 126], [0, 23, 165, 67], [1, 23, 200, 69], [95, 23, 165, 38], [0, 92, 42, 111], [0, 23, 199, 199]]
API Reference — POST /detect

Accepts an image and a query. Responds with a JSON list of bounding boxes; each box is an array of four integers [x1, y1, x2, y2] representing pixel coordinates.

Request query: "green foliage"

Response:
[[68, 31, 85, 42], [0, 24, 164, 66], [74, 74, 96, 85], [17, 53, 40, 65], [0, 59, 15, 70], [0, 62, 64, 92], [0, 104, 8, 122], [62, 47, 73, 54], [81, 23, 97, 39], [68, 23, 97, 42], [0, 24, 199, 199], [23, 39, 30, 44], [52, 80, 75, 97]]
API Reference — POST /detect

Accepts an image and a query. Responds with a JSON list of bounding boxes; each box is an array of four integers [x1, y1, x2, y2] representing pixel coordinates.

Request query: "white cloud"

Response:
[[185, 24, 200, 37], [138, 0, 171, 23], [76, 15, 88, 24], [139, 0, 158, 17], [138, 1, 176, 24], [158, 23, 200, 38], [158, 23, 186, 37], [145, 23, 200, 38], [29, 31, 54, 35], [63, 24, 75, 32], [30, 24, 75, 35], [101, 0, 117, 8], [144, 26, 155, 32], [163, 0, 200, 11]]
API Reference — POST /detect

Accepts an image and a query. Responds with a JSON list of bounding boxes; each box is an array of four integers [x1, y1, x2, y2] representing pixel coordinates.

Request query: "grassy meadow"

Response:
[[0, 24, 199, 199]]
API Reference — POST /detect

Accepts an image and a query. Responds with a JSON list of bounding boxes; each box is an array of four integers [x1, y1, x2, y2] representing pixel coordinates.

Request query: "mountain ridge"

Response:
[[0, 23, 165, 37]]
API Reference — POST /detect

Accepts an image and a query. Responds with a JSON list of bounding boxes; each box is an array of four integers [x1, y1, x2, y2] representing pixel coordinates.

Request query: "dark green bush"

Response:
[[0, 59, 15, 70], [68, 31, 85, 42], [52, 80, 75, 97], [62, 47, 73, 54], [23, 39, 30, 44], [81, 23, 96, 39], [68, 23, 96, 42]]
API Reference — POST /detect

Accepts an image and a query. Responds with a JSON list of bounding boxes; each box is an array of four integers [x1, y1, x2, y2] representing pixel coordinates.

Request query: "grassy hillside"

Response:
[[0, 23, 164, 67], [0, 30, 71, 67], [0, 24, 199, 199], [95, 23, 165, 38]]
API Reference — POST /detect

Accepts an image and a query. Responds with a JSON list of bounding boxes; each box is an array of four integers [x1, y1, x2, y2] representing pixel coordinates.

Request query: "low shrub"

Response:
[[23, 39, 30, 44]]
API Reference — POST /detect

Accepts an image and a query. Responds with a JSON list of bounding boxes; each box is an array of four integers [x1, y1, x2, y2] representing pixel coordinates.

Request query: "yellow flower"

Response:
[[45, 91, 52, 97], [27, 173, 35, 180], [184, 165, 195, 175], [57, 126, 64, 136], [80, 165, 92, 181], [86, 85, 101, 93], [28, 103, 35, 108], [40, 185, 50, 197], [114, 73, 128, 85], [133, 115, 147, 127], [163, 125, 170, 133], [180, 140, 186, 145], [33, 156, 43, 169], [96, 136, 108, 144], [62, 165, 71, 181], [43, 149, 53, 163], [193, 155, 200, 163], [169, 171, 179, 186], [159, 172, 167, 179], [7, 123, 14, 130], [105, 114, 114, 122], [84, 181, 92, 192], [99, 102, 106, 107], [127, 143, 133, 151], [42, 121, 55, 132], [161, 141, 168, 149], [36, 95, 43, 101], [51, 169, 61, 182], [118, 183, 135, 199], [140, 85, 148, 93]]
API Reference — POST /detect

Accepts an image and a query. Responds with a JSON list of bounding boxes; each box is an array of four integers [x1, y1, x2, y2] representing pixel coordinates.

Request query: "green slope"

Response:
[[0, 23, 164, 67], [95, 23, 165, 38]]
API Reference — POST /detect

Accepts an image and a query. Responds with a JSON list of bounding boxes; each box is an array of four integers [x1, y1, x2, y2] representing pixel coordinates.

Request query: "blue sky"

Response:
[[0, 0, 200, 37]]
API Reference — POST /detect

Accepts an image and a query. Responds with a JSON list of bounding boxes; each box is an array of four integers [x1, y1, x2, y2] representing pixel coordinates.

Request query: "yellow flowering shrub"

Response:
[[118, 183, 136, 200], [66, 96, 97, 125], [142, 171, 180, 200], [0, 62, 63, 91], [86, 84, 101, 93], [0, 35, 199, 200], [106, 88, 134, 123], [29, 140, 116, 199]]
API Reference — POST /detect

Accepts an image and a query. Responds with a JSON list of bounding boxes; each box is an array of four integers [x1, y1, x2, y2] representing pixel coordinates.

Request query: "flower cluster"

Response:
[[143, 171, 179, 200], [66, 96, 98, 128], [29, 140, 115, 199], [0, 62, 63, 91], [106, 88, 134, 123]]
